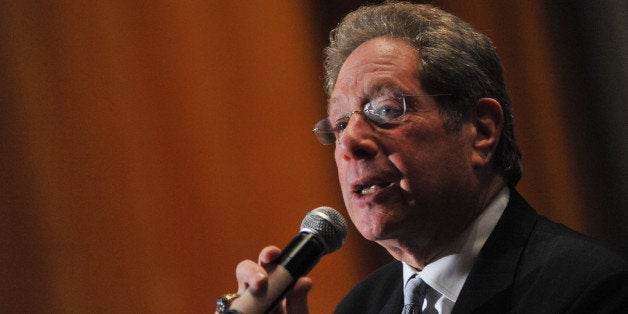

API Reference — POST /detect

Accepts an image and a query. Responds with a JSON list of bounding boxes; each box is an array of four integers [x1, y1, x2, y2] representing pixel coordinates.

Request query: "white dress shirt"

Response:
[[402, 187, 510, 313]]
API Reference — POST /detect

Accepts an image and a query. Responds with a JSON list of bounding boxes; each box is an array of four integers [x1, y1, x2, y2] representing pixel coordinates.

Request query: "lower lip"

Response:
[[354, 183, 395, 201]]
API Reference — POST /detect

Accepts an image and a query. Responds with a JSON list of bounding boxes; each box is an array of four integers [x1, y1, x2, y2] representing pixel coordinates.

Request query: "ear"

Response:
[[471, 98, 503, 168]]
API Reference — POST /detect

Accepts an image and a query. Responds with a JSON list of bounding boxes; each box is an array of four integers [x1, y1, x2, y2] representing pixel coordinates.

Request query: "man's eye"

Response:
[[376, 105, 402, 116], [366, 98, 404, 123], [334, 119, 349, 132]]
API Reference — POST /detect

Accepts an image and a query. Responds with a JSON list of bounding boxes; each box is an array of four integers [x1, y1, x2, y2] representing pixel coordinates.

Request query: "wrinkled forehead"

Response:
[[327, 38, 423, 114]]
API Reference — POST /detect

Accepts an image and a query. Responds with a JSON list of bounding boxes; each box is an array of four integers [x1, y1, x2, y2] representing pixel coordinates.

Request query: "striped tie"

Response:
[[402, 275, 427, 314]]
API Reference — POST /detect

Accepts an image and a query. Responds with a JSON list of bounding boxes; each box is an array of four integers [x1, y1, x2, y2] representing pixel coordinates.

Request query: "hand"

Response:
[[218, 246, 312, 314]]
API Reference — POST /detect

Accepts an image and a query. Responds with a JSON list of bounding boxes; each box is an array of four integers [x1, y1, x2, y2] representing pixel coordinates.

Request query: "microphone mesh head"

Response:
[[300, 206, 347, 254]]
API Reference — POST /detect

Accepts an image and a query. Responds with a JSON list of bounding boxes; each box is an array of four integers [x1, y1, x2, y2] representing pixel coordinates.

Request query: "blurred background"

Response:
[[1, 1, 626, 313]]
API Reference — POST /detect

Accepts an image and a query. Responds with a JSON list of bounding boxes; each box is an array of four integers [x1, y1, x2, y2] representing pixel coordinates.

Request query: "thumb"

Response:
[[285, 277, 312, 314]]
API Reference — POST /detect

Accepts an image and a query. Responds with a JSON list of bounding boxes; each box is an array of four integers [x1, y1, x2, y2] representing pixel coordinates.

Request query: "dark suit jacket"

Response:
[[335, 189, 627, 313]]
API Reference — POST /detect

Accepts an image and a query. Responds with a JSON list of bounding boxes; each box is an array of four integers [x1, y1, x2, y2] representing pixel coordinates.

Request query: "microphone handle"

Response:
[[229, 233, 325, 314]]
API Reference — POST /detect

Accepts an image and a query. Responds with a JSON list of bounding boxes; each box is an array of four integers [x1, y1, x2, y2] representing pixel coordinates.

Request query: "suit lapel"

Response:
[[378, 282, 403, 314], [452, 189, 538, 313]]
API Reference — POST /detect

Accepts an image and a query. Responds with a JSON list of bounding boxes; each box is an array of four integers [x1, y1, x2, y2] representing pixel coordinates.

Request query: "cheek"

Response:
[[389, 139, 470, 193], [334, 156, 352, 197]]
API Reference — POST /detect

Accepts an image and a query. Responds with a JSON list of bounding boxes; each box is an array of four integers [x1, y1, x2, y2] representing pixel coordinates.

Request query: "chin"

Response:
[[354, 211, 404, 241], [357, 224, 385, 241]]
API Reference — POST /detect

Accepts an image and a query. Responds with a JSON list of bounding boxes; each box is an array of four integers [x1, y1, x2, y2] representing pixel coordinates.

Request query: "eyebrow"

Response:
[[327, 79, 411, 116], [328, 80, 404, 106], [366, 80, 404, 97]]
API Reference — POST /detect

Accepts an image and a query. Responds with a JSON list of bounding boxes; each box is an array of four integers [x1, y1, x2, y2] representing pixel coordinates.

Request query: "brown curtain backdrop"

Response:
[[1, 1, 623, 313]]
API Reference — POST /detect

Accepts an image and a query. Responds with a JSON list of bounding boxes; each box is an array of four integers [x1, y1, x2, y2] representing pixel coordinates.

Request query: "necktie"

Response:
[[402, 275, 427, 314]]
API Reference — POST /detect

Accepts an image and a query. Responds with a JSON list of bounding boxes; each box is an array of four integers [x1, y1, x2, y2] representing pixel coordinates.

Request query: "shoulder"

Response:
[[521, 213, 627, 284], [514, 215, 628, 311], [528, 215, 626, 268], [504, 189, 627, 282], [463, 188, 628, 312], [503, 189, 626, 272], [334, 261, 403, 314], [507, 191, 628, 311]]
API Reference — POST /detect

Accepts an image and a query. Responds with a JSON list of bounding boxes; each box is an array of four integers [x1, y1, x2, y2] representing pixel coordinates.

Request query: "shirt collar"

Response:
[[403, 187, 509, 302]]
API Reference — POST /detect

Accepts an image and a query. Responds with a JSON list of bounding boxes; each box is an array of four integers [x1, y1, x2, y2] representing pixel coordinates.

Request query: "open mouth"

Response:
[[355, 182, 393, 195]]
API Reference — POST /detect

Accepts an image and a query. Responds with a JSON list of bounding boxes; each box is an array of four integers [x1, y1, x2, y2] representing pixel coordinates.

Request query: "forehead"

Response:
[[330, 36, 422, 108]]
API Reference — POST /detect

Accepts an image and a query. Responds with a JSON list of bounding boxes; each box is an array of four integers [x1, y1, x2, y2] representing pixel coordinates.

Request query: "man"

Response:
[[218, 2, 627, 313]]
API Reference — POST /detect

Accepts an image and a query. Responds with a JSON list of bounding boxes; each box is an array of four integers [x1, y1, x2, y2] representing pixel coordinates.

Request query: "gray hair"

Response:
[[324, 2, 523, 186]]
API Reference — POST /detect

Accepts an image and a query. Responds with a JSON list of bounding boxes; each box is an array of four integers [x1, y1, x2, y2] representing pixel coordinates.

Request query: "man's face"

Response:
[[331, 36, 481, 254]]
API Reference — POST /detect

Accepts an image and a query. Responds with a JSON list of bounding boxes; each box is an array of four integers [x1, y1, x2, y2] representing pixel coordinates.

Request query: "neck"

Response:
[[380, 175, 506, 270]]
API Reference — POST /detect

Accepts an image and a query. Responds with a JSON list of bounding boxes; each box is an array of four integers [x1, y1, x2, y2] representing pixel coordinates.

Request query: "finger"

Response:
[[259, 245, 282, 267], [266, 279, 311, 314], [285, 277, 312, 314], [235, 259, 268, 294]]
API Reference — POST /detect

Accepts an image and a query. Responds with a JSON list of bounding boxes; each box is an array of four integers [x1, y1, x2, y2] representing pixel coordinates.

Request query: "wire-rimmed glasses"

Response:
[[312, 94, 450, 145]]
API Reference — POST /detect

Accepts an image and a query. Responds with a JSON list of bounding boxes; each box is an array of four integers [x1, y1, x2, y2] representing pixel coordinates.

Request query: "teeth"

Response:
[[360, 184, 381, 195]]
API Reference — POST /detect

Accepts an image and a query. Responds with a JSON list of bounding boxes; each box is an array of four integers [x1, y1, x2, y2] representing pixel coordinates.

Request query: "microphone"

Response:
[[229, 206, 347, 314]]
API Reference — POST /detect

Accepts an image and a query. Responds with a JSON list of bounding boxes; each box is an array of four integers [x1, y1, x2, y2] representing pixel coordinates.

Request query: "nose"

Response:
[[336, 112, 379, 161]]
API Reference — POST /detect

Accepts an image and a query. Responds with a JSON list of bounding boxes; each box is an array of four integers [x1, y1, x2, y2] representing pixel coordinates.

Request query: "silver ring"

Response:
[[216, 293, 239, 313]]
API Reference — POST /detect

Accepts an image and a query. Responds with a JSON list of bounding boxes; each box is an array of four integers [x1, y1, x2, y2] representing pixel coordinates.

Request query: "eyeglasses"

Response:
[[312, 94, 450, 145]]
